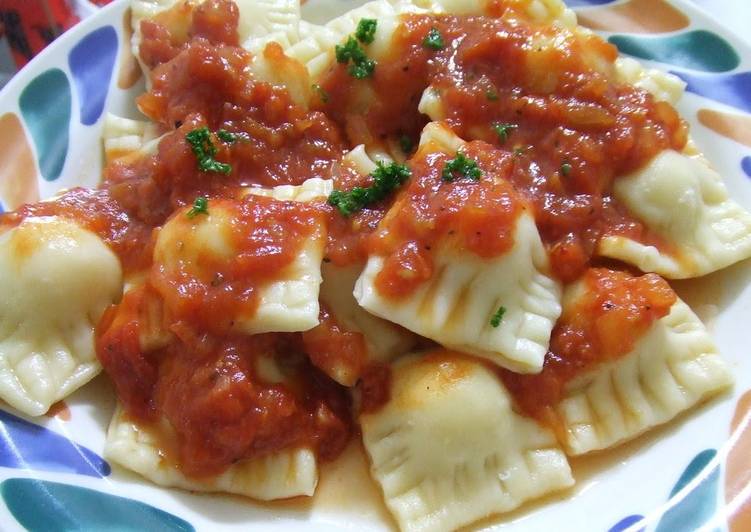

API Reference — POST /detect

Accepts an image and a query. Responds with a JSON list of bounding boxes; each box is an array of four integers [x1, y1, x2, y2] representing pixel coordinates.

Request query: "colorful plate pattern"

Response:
[[0, 0, 750, 530]]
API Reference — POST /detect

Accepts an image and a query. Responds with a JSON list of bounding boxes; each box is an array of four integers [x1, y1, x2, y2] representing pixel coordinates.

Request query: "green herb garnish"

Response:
[[399, 134, 414, 154], [492, 123, 516, 143], [312, 83, 329, 103], [560, 162, 572, 176], [490, 305, 506, 328], [422, 27, 445, 50], [216, 129, 237, 143], [441, 152, 482, 182], [335, 35, 376, 79], [186, 196, 209, 218], [485, 89, 499, 101], [355, 18, 377, 44], [513, 146, 526, 156], [328, 161, 411, 216], [349, 58, 376, 79], [185, 127, 232, 174]]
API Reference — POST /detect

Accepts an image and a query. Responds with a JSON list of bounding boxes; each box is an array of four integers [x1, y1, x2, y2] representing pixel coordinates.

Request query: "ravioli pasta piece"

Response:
[[553, 291, 732, 455], [598, 150, 751, 278], [0, 217, 123, 416], [244, 176, 333, 202], [614, 57, 685, 105], [132, 0, 301, 79], [320, 262, 416, 364], [360, 352, 573, 532], [236, 0, 301, 54], [409, 0, 575, 27], [155, 179, 330, 334], [105, 404, 317, 500], [102, 113, 163, 164], [285, 0, 417, 81], [355, 123, 562, 373]]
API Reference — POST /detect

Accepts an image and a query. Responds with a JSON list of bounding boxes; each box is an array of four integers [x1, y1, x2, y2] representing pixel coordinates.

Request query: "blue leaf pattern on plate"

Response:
[[672, 71, 751, 114], [655, 449, 720, 532], [18, 69, 71, 182], [0, 409, 110, 478], [608, 514, 645, 532], [68, 26, 119, 126], [742, 156, 751, 178], [1, 478, 195, 532]]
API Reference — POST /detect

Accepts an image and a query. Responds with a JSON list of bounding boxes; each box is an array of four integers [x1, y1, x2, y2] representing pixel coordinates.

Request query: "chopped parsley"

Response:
[[355, 18, 377, 44], [492, 123, 516, 143], [186, 196, 209, 218], [441, 152, 482, 182], [349, 57, 376, 79], [422, 27, 445, 50], [185, 127, 232, 174], [485, 89, 499, 101], [336, 36, 362, 64], [312, 83, 329, 103], [560, 162, 572, 176], [399, 134, 414, 154], [328, 161, 411, 216], [490, 306, 506, 328], [335, 35, 376, 79], [216, 129, 238, 143]]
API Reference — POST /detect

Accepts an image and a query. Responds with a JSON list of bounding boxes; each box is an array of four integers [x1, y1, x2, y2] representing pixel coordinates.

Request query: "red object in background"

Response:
[[0, 0, 81, 68]]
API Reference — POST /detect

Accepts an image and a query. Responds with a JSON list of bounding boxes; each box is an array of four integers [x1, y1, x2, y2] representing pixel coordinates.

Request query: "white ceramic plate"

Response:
[[0, 1, 750, 530]]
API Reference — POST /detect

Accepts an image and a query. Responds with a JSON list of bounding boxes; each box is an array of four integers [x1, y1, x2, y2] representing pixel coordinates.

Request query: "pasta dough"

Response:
[[106, 404, 318, 500], [102, 113, 163, 164], [360, 351, 573, 532], [0, 217, 122, 416], [285, 0, 417, 81], [552, 282, 733, 455], [355, 123, 562, 373], [155, 178, 331, 334], [132, 0, 302, 78], [320, 262, 417, 364], [598, 150, 751, 278]]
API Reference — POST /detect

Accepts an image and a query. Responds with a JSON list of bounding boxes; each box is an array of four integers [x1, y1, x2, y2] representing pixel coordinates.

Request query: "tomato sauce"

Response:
[[318, 14, 686, 281], [0, 1, 702, 480], [500, 268, 677, 429], [302, 305, 369, 387], [0, 187, 154, 273], [371, 140, 524, 298], [151, 194, 324, 334], [98, 290, 351, 477]]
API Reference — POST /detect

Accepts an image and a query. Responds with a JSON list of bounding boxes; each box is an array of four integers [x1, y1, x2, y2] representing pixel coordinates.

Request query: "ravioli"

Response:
[[613, 57, 685, 105], [105, 404, 317, 500], [551, 277, 733, 455], [132, 0, 301, 78], [154, 178, 330, 334], [320, 262, 417, 364], [354, 123, 562, 373], [598, 150, 751, 278], [0, 217, 122, 416], [360, 352, 573, 532], [102, 113, 163, 164], [286, 0, 415, 81]]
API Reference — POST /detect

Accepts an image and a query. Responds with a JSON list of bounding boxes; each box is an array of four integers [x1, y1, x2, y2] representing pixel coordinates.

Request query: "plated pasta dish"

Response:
[[1, 0, 750, 530]]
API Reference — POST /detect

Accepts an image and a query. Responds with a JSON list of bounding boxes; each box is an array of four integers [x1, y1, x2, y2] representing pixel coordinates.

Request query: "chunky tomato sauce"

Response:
[[0, 187, 154, 273], [500, 268, 676, 428], [302, 304, 369, 387], [152, 195, 324, 334], [0, 0, 699, 479], [97, 286, 351, 477], [371, 140, 524, 298], [319, 13, 686, 281]]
